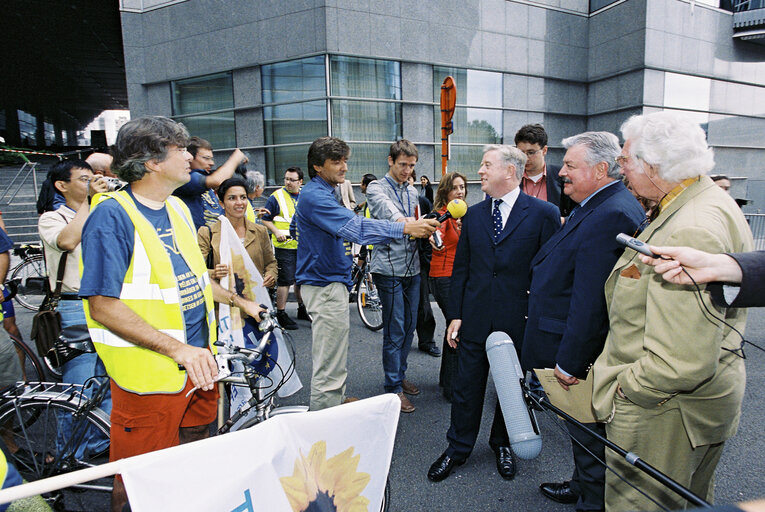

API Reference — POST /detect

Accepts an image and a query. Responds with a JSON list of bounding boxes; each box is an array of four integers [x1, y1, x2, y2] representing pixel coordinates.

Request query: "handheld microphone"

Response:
[[486, 331, 542, 460], [429, 199, 468, 249]]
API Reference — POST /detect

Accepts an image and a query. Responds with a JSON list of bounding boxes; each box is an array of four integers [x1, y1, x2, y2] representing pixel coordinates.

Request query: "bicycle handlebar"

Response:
[[182, 309, 284, 396]]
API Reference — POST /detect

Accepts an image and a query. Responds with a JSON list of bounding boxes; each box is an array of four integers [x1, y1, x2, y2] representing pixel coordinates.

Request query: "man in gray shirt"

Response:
[[366, 140, 424, 413]]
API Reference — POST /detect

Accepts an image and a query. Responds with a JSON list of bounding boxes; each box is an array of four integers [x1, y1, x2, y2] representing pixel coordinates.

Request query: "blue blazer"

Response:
[[521, 181, 645, 378], [448, 191, 560, 349]]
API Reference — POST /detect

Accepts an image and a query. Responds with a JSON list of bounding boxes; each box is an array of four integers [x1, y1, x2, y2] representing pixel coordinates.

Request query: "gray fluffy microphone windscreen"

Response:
[[486, 331, 542, 459]]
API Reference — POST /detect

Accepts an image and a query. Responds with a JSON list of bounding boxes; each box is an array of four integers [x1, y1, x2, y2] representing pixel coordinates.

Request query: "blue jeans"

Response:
[[373, 273, 419, 394], [56, 300, 111, 458]]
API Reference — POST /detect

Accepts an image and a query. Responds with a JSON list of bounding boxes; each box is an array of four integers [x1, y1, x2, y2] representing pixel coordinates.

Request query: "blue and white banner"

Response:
[[216, 216, 301, 420], [121, 394, 400, 511]]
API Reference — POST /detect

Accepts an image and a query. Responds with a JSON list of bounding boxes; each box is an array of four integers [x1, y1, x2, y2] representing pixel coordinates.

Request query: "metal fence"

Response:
[[745, 214, 765, 250]]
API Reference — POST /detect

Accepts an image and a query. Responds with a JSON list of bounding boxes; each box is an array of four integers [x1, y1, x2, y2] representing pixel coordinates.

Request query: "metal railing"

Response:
[[0, 162, 40, 204], [745, 213, 765, 250]]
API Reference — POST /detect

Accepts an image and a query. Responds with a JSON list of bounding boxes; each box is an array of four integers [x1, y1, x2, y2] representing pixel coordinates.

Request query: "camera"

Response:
[[104, 176, 127, 192]]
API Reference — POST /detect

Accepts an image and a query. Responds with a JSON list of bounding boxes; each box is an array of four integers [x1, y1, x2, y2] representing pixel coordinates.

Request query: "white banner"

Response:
[[216, 216, 301, 421], [122, 394, 400, 511]]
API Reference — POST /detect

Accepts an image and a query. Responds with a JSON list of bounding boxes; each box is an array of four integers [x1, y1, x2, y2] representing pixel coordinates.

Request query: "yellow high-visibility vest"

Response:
[[364, 204, 373, 251], [83, 190, 216, 395], [270, 187, 297, 249], [245, 201, 256, 224]]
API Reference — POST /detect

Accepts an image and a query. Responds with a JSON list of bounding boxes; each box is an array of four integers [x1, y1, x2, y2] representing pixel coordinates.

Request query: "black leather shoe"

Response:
[[494, 446, 517, 480], [540, 481, 579, 504], [427, 452, 464, 482], [296, 304, 312, 322], [419, 344, 441, 357]]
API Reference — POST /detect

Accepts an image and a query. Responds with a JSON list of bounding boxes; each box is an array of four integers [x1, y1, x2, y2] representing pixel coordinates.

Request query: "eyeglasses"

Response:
[[615, 155, 631, 167], [521, 149, 540, 157], [200, 155, 214, 161], [73, 176, 92, 183], [284, 178, 301, 183]]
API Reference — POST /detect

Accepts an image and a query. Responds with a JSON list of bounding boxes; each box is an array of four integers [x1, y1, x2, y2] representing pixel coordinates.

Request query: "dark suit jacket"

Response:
[[708, 250, 765, 308], [543, 164, 577, 218], [448, 191, 560, 350], [521, 181, 645, 378]]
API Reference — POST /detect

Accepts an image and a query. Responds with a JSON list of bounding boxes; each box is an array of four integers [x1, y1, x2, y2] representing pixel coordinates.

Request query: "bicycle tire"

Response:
[[7, 333, 46, 384], [0, 392, 112, 509], [11, 253, 47, 311], [356, 270, 383, 331]]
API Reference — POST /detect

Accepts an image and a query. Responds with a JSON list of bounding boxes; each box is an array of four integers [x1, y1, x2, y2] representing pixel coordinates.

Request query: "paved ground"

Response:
[[9, 300, 765, 511], [275, 300, 765, 512]]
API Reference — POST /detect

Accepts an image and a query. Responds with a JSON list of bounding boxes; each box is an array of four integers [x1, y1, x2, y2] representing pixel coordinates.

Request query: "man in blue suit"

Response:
[[427, 145, 560, 483], [521, 132, 644, 511]]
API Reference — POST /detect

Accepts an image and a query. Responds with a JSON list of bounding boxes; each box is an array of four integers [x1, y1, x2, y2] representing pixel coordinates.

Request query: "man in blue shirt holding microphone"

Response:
[[294, 136, 439, 412]]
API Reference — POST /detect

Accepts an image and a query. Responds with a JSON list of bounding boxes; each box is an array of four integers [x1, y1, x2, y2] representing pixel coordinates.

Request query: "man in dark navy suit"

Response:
[[521, 132, 644, 511], [515, 124, 576, 217], [427, 144, 560, 483]]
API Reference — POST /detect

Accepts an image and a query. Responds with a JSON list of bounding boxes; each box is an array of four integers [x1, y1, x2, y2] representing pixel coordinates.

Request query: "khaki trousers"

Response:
[[605, 395, 724, 511], [302, 282, 350, 411]]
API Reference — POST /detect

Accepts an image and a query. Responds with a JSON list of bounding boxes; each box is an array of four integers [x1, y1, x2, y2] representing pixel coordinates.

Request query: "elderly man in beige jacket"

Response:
[[592, 111, 753, 511]]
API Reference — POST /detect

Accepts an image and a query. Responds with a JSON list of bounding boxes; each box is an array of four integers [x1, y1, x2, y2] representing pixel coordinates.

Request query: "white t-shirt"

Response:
[[38, 205, 80, 294]]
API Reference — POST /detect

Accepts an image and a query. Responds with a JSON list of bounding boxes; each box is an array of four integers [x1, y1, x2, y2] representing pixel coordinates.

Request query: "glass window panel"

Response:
[[345, 143, 391, 183], [330, 56, 401, 100], [433, 107, 502, 144], [265, 145, 311, 185], [44, 121, 55, 146], [262, 56, 326, 104], [17, 110, 36, 146], [264, 101, 327, 146], [180, 112, 236, 149], [435, 145, 485, 181], [433, 67, 502, 107], [172, 72, 234, 115], [331, 100, 401, 141]]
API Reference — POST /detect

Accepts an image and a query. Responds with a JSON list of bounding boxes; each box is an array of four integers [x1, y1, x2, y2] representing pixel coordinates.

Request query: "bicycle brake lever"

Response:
[[184, 369, 232, 398]]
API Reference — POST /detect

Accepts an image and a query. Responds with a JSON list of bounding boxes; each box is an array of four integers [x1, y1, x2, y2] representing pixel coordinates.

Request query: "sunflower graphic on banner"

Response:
[[217, 216, 301, 422], [120, 395, 400, 512]]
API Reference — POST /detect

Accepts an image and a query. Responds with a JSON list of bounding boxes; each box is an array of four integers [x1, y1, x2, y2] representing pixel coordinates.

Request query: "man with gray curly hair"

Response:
[[522, 131, 644, 511], [79, 116, 265, 512], [592, 111, 753, 511]]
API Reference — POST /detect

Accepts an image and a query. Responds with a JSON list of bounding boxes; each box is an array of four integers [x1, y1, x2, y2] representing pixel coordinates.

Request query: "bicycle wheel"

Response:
[[357, 270, 383, 331], [0, 391, 112, 509], [8, 333, 45, 383], [11, 254, 47, 311]]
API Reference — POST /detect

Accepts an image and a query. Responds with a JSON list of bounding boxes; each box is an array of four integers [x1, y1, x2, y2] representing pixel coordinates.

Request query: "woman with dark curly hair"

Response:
[[429, 172, 467, 401]]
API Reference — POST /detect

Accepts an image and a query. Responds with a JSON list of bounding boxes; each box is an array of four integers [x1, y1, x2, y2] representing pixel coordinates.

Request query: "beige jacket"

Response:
[[592, 176, 753, 447], [197, 218, 278, 285]]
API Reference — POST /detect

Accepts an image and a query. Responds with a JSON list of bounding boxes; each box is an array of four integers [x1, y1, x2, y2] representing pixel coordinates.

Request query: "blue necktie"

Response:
[[493, 199, 503, 242]]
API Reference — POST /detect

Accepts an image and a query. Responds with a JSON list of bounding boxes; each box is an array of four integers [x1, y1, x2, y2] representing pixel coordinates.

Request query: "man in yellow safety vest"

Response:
[[261, 167, 309, 329], [79, 116, 264, 512]]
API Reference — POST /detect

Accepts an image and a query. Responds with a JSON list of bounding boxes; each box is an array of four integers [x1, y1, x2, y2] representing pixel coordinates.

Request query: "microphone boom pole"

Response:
[[525, 390, 712, 509]]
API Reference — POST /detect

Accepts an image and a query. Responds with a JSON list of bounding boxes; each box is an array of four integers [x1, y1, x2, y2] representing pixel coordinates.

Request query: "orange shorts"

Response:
[[108, 378, 218, 463]]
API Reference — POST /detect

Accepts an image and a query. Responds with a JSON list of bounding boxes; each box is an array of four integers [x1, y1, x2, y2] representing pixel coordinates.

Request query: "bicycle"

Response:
[[351, 257, 384, 332], [191, 311, 391, 511], [6, 332, 46, 384], [0, 379, 112, 510], [8, 244, 47, 312]]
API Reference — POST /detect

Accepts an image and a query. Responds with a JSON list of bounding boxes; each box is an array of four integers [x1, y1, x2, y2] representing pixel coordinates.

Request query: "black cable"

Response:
[[527, 390, 711, 509], [680, 267, 765, 358], [528, 392, 672, 512]]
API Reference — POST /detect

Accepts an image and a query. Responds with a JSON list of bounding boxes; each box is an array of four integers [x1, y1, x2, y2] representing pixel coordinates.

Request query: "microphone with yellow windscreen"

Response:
[[432, 199, 467, 248]]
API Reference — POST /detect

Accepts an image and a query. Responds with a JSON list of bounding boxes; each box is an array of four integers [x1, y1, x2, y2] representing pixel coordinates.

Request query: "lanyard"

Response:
[[384, 176, 411, 217]]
